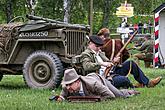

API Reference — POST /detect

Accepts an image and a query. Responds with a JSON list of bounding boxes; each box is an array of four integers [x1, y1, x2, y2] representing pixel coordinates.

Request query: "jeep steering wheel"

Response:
[[8, 16, 25, 23]]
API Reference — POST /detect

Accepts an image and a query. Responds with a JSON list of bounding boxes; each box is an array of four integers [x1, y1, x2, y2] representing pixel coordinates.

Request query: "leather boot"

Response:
[[147, 76, 162, 87]]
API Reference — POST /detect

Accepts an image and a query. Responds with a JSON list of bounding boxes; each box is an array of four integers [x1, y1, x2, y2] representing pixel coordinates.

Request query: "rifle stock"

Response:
[[68, 96, 101, 102], [104, 30, 138, 77]]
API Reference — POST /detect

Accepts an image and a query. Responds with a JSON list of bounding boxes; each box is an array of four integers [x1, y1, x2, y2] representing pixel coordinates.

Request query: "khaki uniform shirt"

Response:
[[80, 48, 109, 74], [136, 39, 153, 58]]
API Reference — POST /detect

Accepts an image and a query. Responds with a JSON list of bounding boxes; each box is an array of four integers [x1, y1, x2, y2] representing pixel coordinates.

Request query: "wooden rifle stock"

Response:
[[68, 96, 101, 102], [104, 30, 138, 77]]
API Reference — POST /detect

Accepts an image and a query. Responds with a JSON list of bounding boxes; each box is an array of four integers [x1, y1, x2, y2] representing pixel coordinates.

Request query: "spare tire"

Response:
[[23, 50, 63, 89]]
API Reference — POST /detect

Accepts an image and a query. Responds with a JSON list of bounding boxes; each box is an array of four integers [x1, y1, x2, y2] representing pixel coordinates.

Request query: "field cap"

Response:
[[61, 68, 80, 86], [89, 35, 104, 46]]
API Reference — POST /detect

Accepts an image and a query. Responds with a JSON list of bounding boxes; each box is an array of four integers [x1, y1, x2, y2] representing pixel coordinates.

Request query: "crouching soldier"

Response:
[[133, 35, 154, 67]]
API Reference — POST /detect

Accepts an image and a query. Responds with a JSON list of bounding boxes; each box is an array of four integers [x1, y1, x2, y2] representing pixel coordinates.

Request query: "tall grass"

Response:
[[0, 67, 164, 110]]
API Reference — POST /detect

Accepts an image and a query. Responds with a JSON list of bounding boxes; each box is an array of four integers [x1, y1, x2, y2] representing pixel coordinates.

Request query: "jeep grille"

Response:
[[66, 30, 87, 56]]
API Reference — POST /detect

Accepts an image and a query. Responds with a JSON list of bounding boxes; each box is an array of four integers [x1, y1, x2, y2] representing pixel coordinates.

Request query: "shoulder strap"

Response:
[[110, 39, 115, 60], [103, 40, 111, 48]]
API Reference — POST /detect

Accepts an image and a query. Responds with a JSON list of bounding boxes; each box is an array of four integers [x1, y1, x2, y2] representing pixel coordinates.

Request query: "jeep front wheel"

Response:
[[23, 51, 63, 89]]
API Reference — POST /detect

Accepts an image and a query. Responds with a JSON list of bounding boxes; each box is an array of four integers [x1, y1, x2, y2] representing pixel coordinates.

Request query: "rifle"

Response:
[[67, 96, 101, 102], [104, 30, 138, 77]]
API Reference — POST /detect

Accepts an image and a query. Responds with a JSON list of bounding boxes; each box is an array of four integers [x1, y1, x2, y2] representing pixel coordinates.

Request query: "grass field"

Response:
[[0, 66, 165, 110]]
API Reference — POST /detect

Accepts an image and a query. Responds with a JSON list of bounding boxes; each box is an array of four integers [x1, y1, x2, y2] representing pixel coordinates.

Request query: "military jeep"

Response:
[[0, 15, 89, 89]]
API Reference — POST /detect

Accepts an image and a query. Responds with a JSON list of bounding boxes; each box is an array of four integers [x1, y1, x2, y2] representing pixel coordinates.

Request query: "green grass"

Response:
[[0, 67, 165, 110]]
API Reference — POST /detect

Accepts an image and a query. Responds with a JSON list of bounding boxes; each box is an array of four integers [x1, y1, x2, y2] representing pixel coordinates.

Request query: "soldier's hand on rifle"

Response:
[[99, 62, 113, 67], [113, 57, 120, 64], [57, 97, 63, 102], [56, 95, 65, 102]]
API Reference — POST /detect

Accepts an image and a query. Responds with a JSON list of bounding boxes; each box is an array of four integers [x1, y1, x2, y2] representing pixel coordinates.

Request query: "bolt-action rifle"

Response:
[[104, 30, 138, 77]]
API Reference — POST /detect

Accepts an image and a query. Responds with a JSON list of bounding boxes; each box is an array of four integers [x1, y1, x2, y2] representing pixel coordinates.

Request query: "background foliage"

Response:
[[0, 0, 164, 33]]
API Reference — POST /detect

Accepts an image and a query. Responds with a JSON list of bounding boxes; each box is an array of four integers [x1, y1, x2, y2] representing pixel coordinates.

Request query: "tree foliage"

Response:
[[0, 0, 164, 33], [0, 0, 26, 23]]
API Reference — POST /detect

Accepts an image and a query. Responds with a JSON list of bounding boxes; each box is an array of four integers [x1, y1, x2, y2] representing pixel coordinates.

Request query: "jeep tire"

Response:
[[23, 50, 63, 89]]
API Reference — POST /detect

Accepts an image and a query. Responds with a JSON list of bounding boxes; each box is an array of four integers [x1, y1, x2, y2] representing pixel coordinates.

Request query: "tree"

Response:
[[101, 0, 111, 28], [26, 0, 38, 15], [0, 0, 27, 23], [0, 0, 164, 33], [6, 0, 13, 23], [36, 0, 63, 20], [63, 0, 71, 23]]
